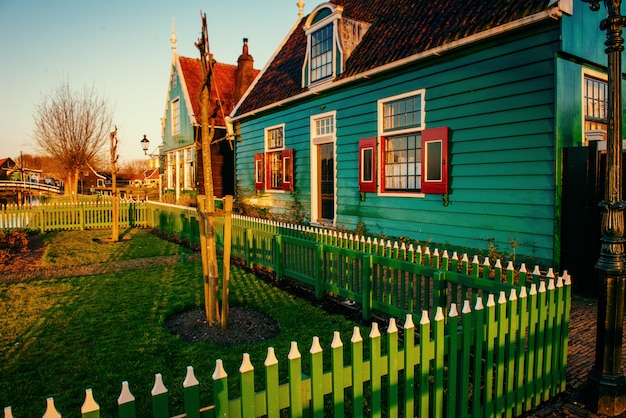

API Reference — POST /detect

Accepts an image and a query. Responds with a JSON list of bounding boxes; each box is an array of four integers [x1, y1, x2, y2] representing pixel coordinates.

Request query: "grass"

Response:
[[0, 229, 369, 417], [39, 228, 187, 267]]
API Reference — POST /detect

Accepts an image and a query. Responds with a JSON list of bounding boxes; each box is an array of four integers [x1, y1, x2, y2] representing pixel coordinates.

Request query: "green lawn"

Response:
[[0, 229, 368, 417]]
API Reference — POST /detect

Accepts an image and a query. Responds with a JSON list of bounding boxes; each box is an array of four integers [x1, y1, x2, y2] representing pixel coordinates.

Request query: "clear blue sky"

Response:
[[0, 0, 312, 163]]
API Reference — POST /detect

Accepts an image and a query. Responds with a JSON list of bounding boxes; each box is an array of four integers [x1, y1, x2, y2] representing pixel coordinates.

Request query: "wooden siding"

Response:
[[162, 69, 196, 152], [236, 22, 560, 265]]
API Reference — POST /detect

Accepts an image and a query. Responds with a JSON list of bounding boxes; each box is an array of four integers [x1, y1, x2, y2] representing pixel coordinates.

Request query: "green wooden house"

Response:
[[231, 0, 618, 283], [160, 26, 258, 203]]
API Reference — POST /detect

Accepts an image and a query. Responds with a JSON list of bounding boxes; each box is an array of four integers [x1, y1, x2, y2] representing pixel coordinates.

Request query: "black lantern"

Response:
[[140, 135, 150, 155]]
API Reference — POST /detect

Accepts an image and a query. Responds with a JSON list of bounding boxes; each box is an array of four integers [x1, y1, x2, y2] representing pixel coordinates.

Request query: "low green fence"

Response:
[[2, 202, 572, 418], [15, 276, 570, 417], [0, 200, 148, 231]]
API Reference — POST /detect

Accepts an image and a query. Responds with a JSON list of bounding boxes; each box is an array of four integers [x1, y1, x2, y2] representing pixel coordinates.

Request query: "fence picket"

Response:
[[212, 360, 229, 418], [183, 366, 200, 418], [369, 323, 382, 417], [350, 327, 365, 418], [403, 314, 416, 416], [472, 298, 485, 418], [446, 304, 460, 417], [387, 319, 399, 418], [287, 342, 303, 418], [80, 389, 99, 418], [42, 398, 61, 418], [117, 381, 136, 418], [331, 332, 345, 417], [239, 354, 256, 418], [150, 373, 169, 418], [264, 348, 280, 418], [484, 294, 497, 417], [418, 311, 431, 417], [309, 337, 324, 418]]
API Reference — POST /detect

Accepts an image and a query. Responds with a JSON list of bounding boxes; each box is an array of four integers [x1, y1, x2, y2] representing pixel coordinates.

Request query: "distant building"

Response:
[[0, 158, 17, 180]]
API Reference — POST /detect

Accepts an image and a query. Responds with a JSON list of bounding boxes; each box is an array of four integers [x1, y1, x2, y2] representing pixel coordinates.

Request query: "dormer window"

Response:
[[302, 4, 370, 89], [310, 25, 333, 82], [303, 5, 342, 87]]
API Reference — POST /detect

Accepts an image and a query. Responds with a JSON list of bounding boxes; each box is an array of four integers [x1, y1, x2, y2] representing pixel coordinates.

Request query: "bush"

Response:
[[0, 229, 29, 264]]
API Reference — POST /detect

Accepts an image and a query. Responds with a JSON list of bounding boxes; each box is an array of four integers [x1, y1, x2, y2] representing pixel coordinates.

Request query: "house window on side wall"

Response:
[[584, 75, 607, 132], [171, 97, 181, 135], [255, 125, 294, 191], [362, 90, 449, 195]]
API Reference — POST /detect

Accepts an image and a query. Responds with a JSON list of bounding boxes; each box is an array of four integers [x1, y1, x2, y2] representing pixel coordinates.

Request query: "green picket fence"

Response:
[[0, 200, 148, 231], [2, 202, 571, 417], [7, 275, 570, 417]]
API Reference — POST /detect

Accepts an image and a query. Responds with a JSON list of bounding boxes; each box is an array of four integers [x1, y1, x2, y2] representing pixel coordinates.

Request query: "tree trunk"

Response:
[[198, 60, 220, 326]]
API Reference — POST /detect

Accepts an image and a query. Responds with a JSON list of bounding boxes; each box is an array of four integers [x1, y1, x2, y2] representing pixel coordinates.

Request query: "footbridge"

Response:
[[0, 180, 61, 195]]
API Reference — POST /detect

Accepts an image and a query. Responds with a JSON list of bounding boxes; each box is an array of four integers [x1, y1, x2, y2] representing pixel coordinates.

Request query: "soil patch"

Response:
[[165, 306, 280, 346]]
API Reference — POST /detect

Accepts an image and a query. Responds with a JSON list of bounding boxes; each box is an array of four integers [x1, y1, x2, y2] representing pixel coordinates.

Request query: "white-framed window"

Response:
[[255, 124, 294, 192], [380, 91, 425, 194], [584, 73, 608, 132], [171, 97, 181, 135], [302, 5, 342, 87], [313, 114, 335, 141], [359, 90, 449, 195], [310, 25, 333, 83]]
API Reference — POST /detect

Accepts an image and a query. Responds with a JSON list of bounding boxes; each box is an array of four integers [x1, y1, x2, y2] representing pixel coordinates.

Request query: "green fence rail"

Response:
[[2, 202, 572, 417]]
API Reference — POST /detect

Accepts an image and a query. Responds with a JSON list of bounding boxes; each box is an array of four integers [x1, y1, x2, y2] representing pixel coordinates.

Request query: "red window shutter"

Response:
[[282, 149, 294, 191], [358, 137, 377, 193], [420, 126, 449, 194], [254, 153, 264, 190]]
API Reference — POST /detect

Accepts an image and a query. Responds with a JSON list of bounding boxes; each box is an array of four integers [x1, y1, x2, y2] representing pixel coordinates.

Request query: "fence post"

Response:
[[361, 254, 373, 321], [275, 235, 283, 280], [432, 271, 447, 312], [315, 243, 324, 300], [245, 228, 253, 268]]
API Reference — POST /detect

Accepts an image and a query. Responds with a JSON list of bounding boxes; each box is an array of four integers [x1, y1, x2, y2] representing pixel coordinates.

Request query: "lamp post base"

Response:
[[588, 369, 626, 416]]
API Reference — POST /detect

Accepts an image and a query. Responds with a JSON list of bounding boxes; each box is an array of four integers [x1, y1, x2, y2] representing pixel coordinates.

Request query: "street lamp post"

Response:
[[139, 135, 164, 201], [583, 0, 626, 415]]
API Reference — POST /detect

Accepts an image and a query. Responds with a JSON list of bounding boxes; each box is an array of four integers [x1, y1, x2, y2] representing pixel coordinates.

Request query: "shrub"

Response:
[[0, 229, 29, 264]]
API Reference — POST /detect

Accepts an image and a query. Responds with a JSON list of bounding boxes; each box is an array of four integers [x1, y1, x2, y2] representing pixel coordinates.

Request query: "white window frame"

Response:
[[582, 68, 608, 145], [171, 97, 181, 136], [310, 111, 337, 225], [302, 5, 343, 88], [377, 89, 426, 197], [264, 124, 286, 193]]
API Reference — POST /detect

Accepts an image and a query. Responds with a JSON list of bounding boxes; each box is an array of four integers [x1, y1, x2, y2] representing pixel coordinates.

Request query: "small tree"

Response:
[[32, 81, 113, 202]]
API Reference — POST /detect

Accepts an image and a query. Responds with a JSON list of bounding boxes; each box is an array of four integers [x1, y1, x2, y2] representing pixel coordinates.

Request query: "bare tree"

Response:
[[32, 81, 113, 202]]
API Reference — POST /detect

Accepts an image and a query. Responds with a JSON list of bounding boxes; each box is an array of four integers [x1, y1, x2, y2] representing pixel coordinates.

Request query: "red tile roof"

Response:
[[235, 0, 550, 116], [179, 57, 239, 127]]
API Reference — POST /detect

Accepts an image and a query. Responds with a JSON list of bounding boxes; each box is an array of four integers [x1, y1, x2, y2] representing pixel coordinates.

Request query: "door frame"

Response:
[[310, 111, 337, 225]]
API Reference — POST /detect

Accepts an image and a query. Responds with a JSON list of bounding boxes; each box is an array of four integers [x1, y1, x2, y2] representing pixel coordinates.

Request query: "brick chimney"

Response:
[[235, 38, 255, 103]]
